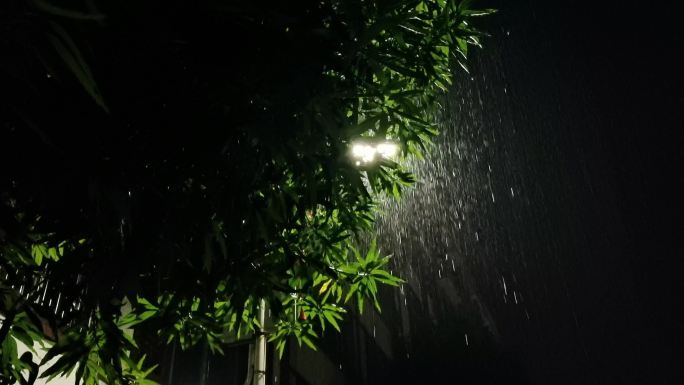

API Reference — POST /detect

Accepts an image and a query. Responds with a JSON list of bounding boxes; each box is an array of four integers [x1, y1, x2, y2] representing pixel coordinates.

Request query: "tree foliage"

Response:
[[0, 0, 492, 383]]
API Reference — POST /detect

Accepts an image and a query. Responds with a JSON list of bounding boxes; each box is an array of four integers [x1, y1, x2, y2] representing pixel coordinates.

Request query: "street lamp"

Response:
[[351, 141, 398, 165]]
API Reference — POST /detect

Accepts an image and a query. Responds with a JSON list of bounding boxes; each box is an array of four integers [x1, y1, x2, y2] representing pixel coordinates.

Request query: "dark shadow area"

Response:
[[368, 1, 683, 384]]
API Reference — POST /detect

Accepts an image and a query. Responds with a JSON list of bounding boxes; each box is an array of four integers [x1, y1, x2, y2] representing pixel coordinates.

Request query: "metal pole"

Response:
[[253, 299, 266, 385]]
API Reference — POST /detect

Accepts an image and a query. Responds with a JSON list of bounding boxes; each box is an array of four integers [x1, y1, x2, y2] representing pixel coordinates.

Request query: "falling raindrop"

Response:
[[502, 276, 508, 296]]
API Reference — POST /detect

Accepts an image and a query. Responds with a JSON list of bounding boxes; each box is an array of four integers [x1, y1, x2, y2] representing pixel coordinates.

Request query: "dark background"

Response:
[[368, 1, 683, 384], [520, 1, 684, 382]]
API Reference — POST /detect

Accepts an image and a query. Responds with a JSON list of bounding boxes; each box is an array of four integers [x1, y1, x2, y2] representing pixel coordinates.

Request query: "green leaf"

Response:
[[344, 282, 359, 304], [2, 336, 18, 367], [276, 339, 286, 358], [357, 294, 365, 314], [10, 327, 34, 350], [300, 334, 317, 351], [46, 22, 108, 112], [463, 8, 497, 17], [30, 0, 105, 20], [40, 350, 80, 379], [318, 279, 333, 295], [323, 311, 341, 332]]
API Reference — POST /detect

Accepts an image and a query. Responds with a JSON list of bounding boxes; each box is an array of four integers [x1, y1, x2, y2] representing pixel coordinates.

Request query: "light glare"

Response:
[[376, 142, 398, 158], [351, 141, 399, 165], [352, 143, 376, 163]]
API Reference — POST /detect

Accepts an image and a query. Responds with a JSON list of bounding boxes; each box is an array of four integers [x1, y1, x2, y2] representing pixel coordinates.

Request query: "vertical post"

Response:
[[254, 298, 267, 385]]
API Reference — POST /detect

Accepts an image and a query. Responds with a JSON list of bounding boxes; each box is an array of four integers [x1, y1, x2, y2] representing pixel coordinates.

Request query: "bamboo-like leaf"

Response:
[[323, 311, 341, 332], [30, 0, 105, 20], [300, 334, 317, 350], [463, 8, 497, 17], [356, 293, 364, 314], [318, 279, 333, 295], [344, 282, 359, 303], [46, 22, 108, 112]]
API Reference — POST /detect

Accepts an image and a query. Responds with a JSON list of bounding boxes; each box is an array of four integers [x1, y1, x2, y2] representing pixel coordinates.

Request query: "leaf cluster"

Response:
[[0, 0, 491, 383]]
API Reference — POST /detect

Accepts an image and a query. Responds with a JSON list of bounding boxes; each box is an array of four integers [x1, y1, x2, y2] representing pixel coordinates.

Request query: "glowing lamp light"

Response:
[[351, 141, 398, 165], [376, 142, 398, 158], [352, 143, 377, 163]]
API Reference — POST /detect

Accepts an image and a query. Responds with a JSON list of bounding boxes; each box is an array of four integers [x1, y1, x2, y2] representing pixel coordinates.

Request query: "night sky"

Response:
[[370, 1, 683, 384], [537, 1, 684, 382], [487, 0, 683, 382]]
